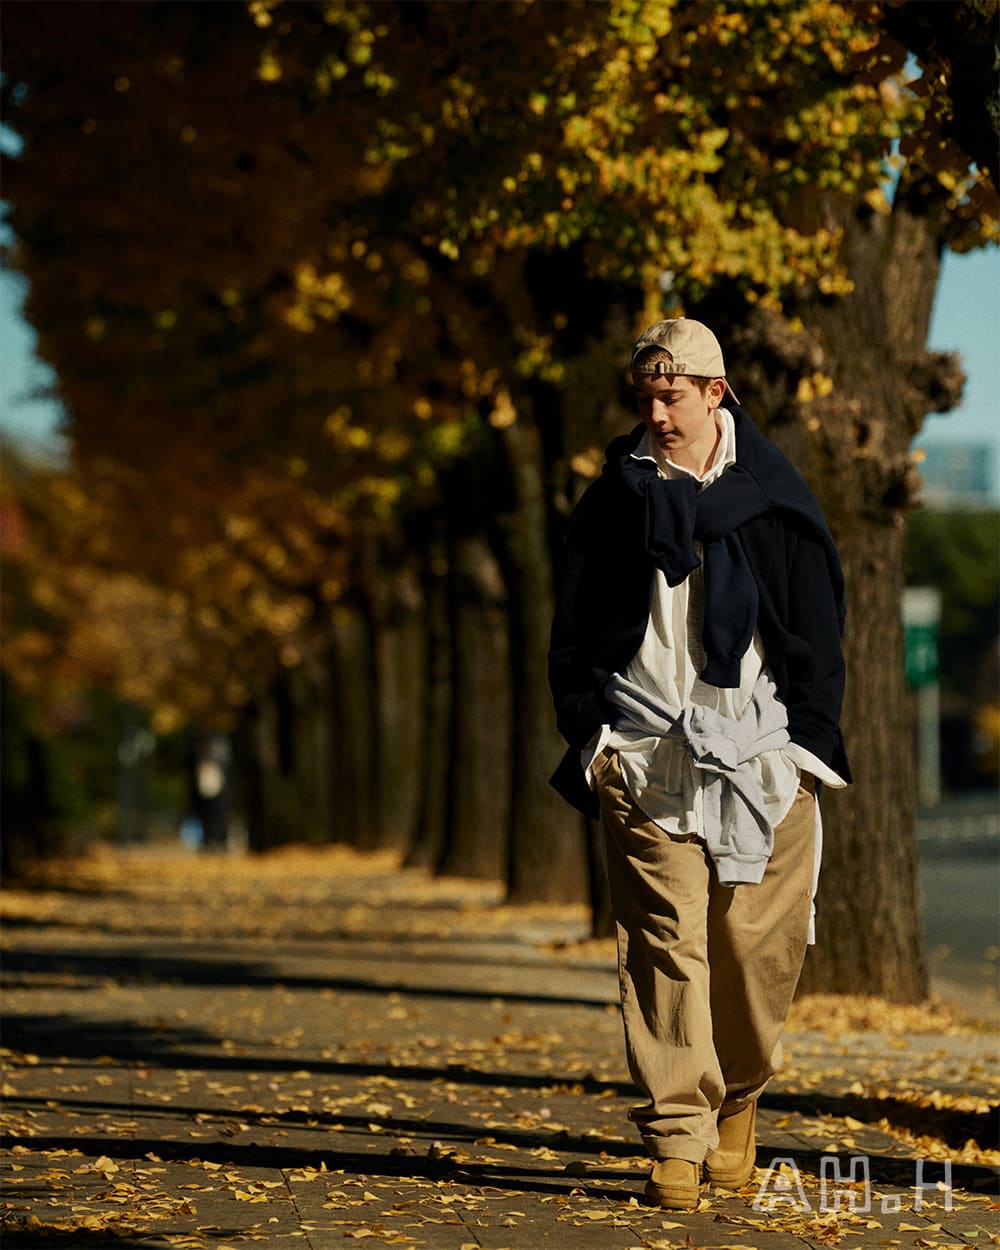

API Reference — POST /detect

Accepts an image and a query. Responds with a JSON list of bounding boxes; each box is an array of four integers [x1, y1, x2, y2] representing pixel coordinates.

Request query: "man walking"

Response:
[[548, 319, 850, 1210]]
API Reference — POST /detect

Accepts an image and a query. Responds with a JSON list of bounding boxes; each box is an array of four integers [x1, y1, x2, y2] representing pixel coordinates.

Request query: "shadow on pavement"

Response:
[[747, 1144, 997, 1196], [3, 1127, 996, 1203], [5, 1006, 997, 1160], [5, 1087, 641, 1159], [2, 1011, 625, 1091], [764, 1089, 999, 1153], [0, 914, 599, 962], [0, 1130, 641, 1202], [0, 1232, 189, 1249], [1, 946, 613, 1007]]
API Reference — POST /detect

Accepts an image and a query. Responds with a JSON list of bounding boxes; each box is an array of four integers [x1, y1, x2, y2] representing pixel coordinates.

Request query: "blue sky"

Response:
[[1, 266, 69, 456], [2, 248, 998, 497], [917, 247, 1000, 498]]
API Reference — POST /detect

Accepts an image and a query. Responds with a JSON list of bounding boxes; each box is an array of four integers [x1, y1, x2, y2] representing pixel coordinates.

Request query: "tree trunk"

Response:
[[437, 531, 511, 881], [405, 534, 452, 870], [286, 656, 335, 845], [799, 520, 924, 997], [371, 568, 426, 853], [0, 673, 72, 874], [712, 187, 958, 1001], [241, 676, 301, 851], [328, 602, 380, 847], [495, 417, 588, 904], [586, 816, 616, 939]]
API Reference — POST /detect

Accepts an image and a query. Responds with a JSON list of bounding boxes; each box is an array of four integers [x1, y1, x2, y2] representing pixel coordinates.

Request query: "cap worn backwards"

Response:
[[631, 318, 740, 404]]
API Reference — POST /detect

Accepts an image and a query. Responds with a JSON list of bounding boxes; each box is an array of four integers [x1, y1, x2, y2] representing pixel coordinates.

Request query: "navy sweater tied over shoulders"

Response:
[[548, 408, 851, 819]]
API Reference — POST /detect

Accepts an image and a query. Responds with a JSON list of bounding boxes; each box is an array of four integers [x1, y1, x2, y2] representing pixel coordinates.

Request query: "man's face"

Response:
[[632, 373, 725, 472]]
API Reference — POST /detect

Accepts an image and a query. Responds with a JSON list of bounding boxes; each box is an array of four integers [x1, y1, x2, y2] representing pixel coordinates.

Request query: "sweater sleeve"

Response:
[[781, 524, 850, 779], [548, 487, 612, 747]]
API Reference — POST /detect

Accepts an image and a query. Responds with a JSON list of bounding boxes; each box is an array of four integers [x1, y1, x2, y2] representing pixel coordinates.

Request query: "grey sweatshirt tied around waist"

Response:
[[604, 670, 791, 886]]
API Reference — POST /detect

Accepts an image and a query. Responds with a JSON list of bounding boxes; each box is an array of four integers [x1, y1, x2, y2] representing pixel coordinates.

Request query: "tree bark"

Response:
[[437, 531, 511, 881], [370, 568, 426, 853], [586, 816, 617, 939], [0, 673, 73, 873], [241, 676, 301, 851], [405, 534, 452, 870], [798, 521, 925, 998], [710, 188, 958, 1001], [285, 656, 335, 845], [495, 417, 588, 904], [328, 602, 380, 848]]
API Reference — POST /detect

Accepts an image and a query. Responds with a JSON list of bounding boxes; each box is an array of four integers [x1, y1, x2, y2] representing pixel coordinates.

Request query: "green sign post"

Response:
[[902, 588, 942, 807], [904, 621, 938, 689]]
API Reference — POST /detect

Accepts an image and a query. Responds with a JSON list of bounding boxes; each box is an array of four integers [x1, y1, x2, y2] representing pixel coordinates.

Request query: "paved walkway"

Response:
[[1, 847, 997, 1248]]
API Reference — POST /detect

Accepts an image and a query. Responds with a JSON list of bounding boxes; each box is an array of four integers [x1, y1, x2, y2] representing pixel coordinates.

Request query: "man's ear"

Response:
[[708, 377, 727, 407]]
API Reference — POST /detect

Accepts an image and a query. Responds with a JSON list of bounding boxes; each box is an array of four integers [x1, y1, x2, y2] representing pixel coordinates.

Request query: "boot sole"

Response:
[[643, 1179, 700, 1210], [703, 1163, 755, 1189]]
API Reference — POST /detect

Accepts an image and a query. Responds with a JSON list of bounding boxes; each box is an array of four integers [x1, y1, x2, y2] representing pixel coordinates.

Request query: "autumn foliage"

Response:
[[1, 1, 996, 995]]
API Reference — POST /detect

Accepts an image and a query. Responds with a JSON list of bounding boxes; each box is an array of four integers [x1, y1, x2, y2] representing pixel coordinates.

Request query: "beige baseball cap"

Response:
[[630, 318, 740, 403]]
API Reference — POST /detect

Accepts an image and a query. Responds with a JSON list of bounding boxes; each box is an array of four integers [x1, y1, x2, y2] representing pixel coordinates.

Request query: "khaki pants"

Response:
[[593, 747, 816, 1163]]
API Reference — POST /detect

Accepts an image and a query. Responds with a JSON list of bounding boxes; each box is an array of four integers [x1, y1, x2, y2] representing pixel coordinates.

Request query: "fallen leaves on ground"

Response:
[[2, 845, 997, 1246]]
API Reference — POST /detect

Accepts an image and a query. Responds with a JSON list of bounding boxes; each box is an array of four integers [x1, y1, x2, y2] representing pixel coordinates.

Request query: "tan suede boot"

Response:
[[644, 1158, 701, 1210], [703, 1102, 757, 1188]]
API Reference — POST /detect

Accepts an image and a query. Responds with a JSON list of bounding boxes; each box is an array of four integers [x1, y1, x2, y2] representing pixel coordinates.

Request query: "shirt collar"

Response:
[[631, 408, 736, 486]]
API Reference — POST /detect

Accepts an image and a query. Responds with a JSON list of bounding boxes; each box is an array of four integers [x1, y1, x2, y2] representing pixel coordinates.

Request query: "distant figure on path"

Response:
[[187, 730, 232, 852], [548, 318, 850, 1210]]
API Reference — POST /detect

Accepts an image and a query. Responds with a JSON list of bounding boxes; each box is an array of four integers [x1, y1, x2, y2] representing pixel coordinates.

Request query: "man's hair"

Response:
[[631, 345, 712, 394]]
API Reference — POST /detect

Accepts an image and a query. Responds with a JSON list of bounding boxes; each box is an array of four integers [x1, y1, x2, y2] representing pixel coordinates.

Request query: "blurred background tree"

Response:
[[2, 0, 996, 999], [905, 507, 1000, 789]]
